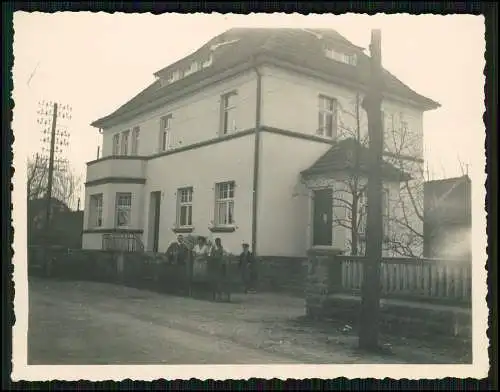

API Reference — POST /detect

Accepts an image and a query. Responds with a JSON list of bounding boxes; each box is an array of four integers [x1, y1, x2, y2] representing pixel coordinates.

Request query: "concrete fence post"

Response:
[[305, 248, 344, 320]]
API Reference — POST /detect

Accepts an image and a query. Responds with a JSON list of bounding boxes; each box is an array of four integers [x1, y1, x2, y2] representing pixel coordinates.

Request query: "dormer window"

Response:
[[202, 54, 213, 68], [184, 61, 200, 77], [168, 70, 182, 84], [325, 48, 357, 66]]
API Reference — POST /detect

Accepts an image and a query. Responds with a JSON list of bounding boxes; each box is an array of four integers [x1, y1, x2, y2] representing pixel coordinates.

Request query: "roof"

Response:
[[301, 137, 411, 182], [92, 28, 440, 128]]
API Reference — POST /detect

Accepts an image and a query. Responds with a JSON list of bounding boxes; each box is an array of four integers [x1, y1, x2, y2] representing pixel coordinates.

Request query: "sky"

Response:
[[12, 12, 485, 204]]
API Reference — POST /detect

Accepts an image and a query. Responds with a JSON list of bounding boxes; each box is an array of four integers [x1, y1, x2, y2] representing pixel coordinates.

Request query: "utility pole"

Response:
[[359, 29, 384, 351], [36, 100, 72, 237], [44, 102, 58, 233]]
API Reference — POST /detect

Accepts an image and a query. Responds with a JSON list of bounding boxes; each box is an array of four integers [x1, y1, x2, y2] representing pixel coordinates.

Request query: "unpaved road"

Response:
[[28, 278, 467, 365]]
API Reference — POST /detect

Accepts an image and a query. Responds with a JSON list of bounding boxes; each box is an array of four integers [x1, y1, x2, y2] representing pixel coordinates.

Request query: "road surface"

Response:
[[28, 277, 469, 365]]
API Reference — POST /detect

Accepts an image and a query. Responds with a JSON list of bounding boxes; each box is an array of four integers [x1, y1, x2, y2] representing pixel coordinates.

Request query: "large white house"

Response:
[[82, 28, 439, 258]]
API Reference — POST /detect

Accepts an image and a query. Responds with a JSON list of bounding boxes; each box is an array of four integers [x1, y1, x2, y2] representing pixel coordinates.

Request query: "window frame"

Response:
[[317, 95, 338, 139], [176, 187, 194, 228], [131, 126, 140, 155], [89, 193, 103, 228], [112, 133, 120, 155], [121, 130, 130, 156], [160, 114, 172, 152], [115, 192, 132, 228], [214, 181, 235, 227], [221, 91, 238, 135]]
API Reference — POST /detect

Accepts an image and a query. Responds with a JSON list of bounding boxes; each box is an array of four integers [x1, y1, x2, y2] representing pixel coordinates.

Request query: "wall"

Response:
[[101, 70, 258, 157], [260, 65, 425, 159], [257, 132, 331, 257], [82, 183, 145, 250], [86, 158, 146, 183], [143, 134, 255, 253]]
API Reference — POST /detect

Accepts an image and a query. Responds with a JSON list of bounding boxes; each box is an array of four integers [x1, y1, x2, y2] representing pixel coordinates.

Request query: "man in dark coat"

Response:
[[166, 235, 189, 265], [239, 243, 257, 294]]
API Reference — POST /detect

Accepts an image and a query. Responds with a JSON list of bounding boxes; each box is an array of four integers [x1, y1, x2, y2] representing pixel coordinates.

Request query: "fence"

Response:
[[102, 232, 145, 252], [339, 255, 472, 304]]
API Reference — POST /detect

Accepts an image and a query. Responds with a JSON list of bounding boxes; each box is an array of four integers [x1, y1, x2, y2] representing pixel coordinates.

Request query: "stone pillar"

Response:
[[305, 248, 343, 319]]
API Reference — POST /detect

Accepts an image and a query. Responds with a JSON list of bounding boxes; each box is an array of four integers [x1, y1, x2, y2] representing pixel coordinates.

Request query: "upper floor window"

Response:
[[160, 114, 172, 152], [318, 95, 338, 138], [177, 187, 193, 227], [221, 91, 238, 135], [115, 192, 132, 227], [215, 181, 235, 226], [121, 130, 130, 155], [89, 193, 103, 228], [131, 127, 140, 155], [112, 134, 120, 155]]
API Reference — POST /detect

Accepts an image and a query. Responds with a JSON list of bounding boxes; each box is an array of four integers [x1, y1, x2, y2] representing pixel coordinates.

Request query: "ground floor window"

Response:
[[89, 193, 103, 228], [177, 187, 193, 227], [215, 181, 235, 226], [115, 192, 132, 227]]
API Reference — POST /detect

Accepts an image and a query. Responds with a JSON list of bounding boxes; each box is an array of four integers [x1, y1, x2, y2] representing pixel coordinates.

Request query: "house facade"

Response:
[[83, 28, 439, 258]]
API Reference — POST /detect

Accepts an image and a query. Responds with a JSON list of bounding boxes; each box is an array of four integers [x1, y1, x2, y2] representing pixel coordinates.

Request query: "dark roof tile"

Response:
[[301, 137, 410, 182]]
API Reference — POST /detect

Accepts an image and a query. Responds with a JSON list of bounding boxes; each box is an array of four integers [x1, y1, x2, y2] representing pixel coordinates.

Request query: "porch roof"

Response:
[[301, 137, 411, 182]]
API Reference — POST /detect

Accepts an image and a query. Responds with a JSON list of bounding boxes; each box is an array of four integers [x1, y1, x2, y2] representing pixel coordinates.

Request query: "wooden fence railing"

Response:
[[338, 256, 472, 304], [102, 233, 145, 252]]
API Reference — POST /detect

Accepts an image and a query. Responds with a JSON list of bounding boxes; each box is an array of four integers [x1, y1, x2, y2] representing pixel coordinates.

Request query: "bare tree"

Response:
[[332, 93, 368, 256], [333, 95, 448, 258], [27, 154, 82, 210]]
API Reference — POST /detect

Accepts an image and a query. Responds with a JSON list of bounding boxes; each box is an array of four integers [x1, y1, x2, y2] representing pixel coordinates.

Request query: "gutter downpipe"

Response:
[[251, 61, 262, 256]]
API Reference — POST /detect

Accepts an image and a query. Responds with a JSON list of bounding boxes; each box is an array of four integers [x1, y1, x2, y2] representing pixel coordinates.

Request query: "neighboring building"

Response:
[[83, 28, 439, 258], [28, 197, 84, 248], [423, 175, 472, 260]]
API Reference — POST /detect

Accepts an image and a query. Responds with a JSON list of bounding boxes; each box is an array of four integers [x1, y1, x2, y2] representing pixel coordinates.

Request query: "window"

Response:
[[177, 187, 193, 227], [325, 48, 357, 66], [215, 181, 235, 226], [115, 192, 132, 227], [168, 70, 181, 84], [131, 127, 140, 155], [184, 61, 199, 76], [160, 115, 172, 151], [89, 194, 103, 228], [221, 91, 238, 135], [318, 95, 337, 138], [121, 130, 130, 155], [202, 54, 213, 68], [112, 134, 120, 155]]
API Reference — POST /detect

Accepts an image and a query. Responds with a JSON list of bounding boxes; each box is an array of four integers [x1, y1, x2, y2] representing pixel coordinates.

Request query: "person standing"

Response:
[[192, 236, 210, 282], [239, 243, 257, 294], [209, 238, 231, 302]]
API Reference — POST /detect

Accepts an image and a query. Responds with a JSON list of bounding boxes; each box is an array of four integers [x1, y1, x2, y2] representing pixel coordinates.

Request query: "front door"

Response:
[[312, 188, 333, 246], [148, 191, 161, 252]]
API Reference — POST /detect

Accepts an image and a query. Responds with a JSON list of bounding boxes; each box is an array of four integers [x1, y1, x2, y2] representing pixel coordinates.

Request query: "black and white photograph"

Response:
[[11, 12, 487, 380]]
